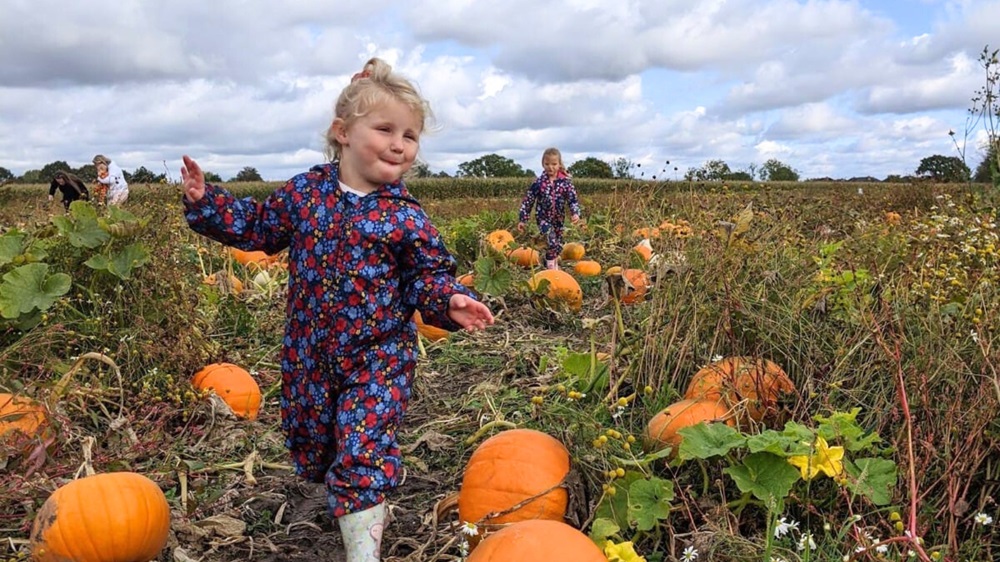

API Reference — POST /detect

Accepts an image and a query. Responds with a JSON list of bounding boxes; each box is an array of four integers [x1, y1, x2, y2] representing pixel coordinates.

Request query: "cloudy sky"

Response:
[[1, 0, 997, 181]]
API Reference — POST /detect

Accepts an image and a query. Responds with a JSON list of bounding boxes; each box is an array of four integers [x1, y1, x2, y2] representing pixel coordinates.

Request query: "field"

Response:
[[1, 179, 999, 562]]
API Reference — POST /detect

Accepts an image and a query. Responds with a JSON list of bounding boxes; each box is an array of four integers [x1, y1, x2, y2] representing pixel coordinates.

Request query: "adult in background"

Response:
[[92, 154, 129, 205], [48, 170, 90, 211]]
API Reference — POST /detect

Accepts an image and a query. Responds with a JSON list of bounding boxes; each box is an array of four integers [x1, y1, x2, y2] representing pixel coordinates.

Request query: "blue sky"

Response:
[[1, 0, 997, 181]]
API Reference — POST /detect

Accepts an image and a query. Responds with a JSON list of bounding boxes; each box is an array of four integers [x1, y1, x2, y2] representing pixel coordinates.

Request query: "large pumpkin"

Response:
[[528, 270, 583, 311], [607, 267, 649, 305], [230, 248, 281, 270], [486, 230, 516, 255], [560, 242, 586, 261], [644, 399, 733, 453], [684, 356, 795, 423], [191, 363, 262, 420], [412, 310, 451, 342], [0, 393, 47, 443], [458, 429, 570, 528], [30, 472, 171, 562], [508, 247, 541, 268], [467, 519, 606, 562]]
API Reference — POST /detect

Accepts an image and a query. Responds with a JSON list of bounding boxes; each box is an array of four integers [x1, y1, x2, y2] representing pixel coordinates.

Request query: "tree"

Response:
[[457, 154, 526, 177], [21, 169, 42, 183], [567, 157, 613, 178], [39, 161, 72, 183], [204, 171, 223, 183], [233, 167, 263, 182], [915, 155, 970, 183], [410, 161, 432, 178], [610, 157, 636, 179], [0, 166, 13, 183], [129, 166, 163, 184], [684, 159, 732, 181], [973, 140, 998, 183], [759, 159, 800, 182]]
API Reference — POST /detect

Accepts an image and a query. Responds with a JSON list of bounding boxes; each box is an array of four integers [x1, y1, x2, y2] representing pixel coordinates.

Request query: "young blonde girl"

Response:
[[517, 147, 581, 269], [181, 58, 494, 562]]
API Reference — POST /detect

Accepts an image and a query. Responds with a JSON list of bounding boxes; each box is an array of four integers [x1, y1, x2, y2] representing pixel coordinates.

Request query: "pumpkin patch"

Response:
[[191, 362, 262, 420]]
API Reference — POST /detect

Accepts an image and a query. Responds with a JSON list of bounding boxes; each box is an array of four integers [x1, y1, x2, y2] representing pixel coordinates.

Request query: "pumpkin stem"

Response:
[[463, 420, 518, 446]]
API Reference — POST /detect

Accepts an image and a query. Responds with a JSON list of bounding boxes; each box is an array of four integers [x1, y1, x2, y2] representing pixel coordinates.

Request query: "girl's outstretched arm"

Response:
[[181, 155, 206, 203]]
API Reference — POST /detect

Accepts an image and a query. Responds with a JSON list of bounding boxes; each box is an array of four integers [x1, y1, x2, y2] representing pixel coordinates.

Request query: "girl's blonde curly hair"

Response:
[[324, 58, 432, 162]]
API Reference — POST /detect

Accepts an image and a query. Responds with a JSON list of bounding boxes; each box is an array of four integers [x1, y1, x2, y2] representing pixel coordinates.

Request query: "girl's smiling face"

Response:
[[332, 97, 421, 193]]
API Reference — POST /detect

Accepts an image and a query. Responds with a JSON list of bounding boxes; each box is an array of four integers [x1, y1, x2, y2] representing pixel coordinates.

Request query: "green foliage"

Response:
[[915, 154, 971, 182], [0, 263, 71, 321], [760, 158, 801, 182], [568, 157, 614, 178], [204, 171, 223, 183], [233, 166, 263, 182], [972, 140, 998, 184], [610, 157, 636, 179], [127, 166, 165, 184], [457, 153, 527, 177], [0, 166, 13, 182]]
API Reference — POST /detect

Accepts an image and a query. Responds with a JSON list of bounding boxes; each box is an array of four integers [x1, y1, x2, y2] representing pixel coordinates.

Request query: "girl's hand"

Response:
[[516, 222, 526, 233], [181, 155, 206, 203], [447, 294, 494, 332], [571, 215, 580, 224]]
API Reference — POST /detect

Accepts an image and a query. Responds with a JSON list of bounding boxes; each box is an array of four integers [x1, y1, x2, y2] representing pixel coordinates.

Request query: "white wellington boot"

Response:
[[337, 503, 387, 562]]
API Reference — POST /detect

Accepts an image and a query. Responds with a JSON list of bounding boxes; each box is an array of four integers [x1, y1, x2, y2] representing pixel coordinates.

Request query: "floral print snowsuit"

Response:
[[518, 172, 581, 261], [184, 163, 472, 517]]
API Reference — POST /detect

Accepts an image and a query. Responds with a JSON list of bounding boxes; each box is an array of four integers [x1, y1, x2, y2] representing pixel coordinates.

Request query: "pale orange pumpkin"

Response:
[[644, 399, 733, 453], [191, 363, 262, 420], [633, 238, 653, 262], [608, 268, 649, 305], [467, 519, 606, 562], [633, 227, 661, 239], [230, 248, 282, 270], [529, 269, 583, 311], [559, 242, 586, 261], [457, 273, 476, 288], [202, 272, 244, 294], [486, 230, 516, 255], [573, 260, 602, 277], [412, 310, 451, 342], [0, 393, 47, 443], [30, 472, 171, 562], [508, 247, 541, 268], [684, 356, 795, 423], [458, 429, 570, 528]]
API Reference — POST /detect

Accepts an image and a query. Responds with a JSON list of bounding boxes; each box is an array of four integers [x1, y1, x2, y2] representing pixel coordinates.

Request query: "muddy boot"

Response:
[[337, 503, 386, 562]]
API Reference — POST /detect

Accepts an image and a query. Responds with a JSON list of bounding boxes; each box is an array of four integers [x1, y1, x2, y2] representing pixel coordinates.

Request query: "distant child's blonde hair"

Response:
[[325, 58, 432, 162], [542, 147, 568, 175]]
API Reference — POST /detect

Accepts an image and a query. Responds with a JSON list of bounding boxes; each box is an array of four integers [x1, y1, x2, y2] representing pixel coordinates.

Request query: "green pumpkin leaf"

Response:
[[816, 408, 882, 452], [723, 452, 800, 505], [594, 470, 644, 531], [677, 422, 746, 460], [746, 429, 809, 457], [472, 256, 512, 296], [628, 476, 675, 532], [588, 517, 621, 543], [52, 203, 110, 248], [0, 230, 27, 267], [0, 263, 72, 319], [85, 243, 151, 280], [846, 458, 897, 506]]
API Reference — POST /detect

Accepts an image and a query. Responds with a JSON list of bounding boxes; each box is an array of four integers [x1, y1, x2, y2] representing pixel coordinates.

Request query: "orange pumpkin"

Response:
[[458, 429, 570, 528], [457, 273, 476, 288], [633, 227, 661, 239], [30, 472, 171, 562], [191, 363, 262, 420], [608, 268, 648, 305], [230, 248, 281, 270], [528, 270, 583, 311], [467, 519, 606, 562], [573, 260, 602, 277], [412, 310, 451, 342], [684, 356, 795, 423], [508, 247, 541, 268], [633, 239, 653, 262], [0, 393, 47, 443], [644, 399, 733, 453], [486, 230, 516, 255], [559, 242, 586, 261]]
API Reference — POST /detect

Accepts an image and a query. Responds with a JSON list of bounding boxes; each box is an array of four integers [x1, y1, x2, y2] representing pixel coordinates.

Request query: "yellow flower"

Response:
[[604, 540, 647, 562], [787, 435, 845, 480]]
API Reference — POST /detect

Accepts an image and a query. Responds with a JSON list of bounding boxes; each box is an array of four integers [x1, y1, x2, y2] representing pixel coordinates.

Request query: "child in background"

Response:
[[92, 154, 129, 205], [181, 57, 493, 562], [516, 147, 581, 269], [92, 163, 109, 206]]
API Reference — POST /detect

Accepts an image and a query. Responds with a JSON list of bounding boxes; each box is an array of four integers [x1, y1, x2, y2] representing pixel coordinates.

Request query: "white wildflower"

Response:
[[681, 545, 699, 561], [774, 516, 798, 538], [460, 521, 478, 536], [797, 532, 816, 551], [974, 512, 994, 526]]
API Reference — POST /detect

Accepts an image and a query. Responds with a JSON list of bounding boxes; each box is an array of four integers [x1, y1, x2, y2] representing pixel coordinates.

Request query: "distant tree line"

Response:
[[0, 162, 263, 185]]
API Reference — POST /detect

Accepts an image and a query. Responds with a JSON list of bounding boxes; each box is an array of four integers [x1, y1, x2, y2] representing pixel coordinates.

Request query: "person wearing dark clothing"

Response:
[[48, 171, 90, 210]]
